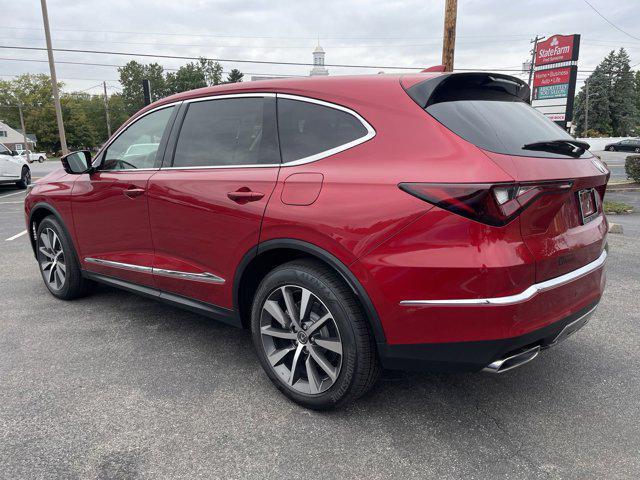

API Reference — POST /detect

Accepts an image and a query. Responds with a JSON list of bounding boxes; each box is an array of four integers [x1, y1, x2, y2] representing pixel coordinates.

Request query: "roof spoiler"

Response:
[[405, 72, 531, 108]]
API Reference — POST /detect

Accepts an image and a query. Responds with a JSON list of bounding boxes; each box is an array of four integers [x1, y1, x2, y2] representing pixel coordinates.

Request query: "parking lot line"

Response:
[[0, 191, 26, 199], [5, 230, 27, 241], [0, 200, 25, 204]]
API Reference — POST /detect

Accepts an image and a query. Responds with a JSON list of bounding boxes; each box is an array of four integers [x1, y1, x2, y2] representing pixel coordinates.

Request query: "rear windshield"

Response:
[[410, 75, 589, 159]]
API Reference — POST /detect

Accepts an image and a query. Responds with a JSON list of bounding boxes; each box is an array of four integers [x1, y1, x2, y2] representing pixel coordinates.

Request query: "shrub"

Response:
[[625, 155, 640, 183], [603, 200, 633, 214]]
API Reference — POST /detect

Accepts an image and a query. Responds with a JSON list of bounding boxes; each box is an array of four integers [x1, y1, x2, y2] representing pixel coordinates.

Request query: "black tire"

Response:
[[16, 166, 30, 189], [35, 216, 93, 300], [251, 259, 380, 410], [635, 148, 640, 153], [608, 146, 616, 151], [38, 156, 45, 163]]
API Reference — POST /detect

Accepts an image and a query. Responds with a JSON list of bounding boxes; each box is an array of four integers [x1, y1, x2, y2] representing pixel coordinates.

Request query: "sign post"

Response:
[[530, 34, 580, 129]]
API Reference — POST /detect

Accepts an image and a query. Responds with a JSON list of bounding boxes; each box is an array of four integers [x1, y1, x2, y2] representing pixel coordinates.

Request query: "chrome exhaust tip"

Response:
[[482, 345, 541, 374]]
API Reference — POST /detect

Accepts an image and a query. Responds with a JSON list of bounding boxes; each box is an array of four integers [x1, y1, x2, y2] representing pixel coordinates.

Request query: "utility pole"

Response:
[[584, 79, 589, 136], [40, 0, 68, 155], [102, 81, 112, 138], [17, 104, 29, 155], [441, 0, 458, 72], [528, 35, 544, 93]]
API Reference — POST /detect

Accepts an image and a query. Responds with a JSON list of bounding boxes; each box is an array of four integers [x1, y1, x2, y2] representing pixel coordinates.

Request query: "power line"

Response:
[[0, 44, 601, 72], [583, 0, 640, 42]]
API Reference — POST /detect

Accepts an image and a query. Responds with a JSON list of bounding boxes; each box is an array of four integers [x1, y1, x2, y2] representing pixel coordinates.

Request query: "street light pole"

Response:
[[40, 0, 68, 155], [584, 79, 589, 136], [441, 0, 458, 72]]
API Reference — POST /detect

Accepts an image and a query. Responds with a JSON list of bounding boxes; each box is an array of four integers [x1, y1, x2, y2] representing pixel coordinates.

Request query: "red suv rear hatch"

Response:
[[403, 72, 609, 282]]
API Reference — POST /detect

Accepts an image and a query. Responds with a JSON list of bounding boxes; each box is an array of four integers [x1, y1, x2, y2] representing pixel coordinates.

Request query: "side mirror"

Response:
[[11, 150, 18, 156], [61, 150, 92, 174]]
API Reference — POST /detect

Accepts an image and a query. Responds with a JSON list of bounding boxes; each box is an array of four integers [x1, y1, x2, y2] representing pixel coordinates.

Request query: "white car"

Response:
[[17, 149, 47, 163], [0, 142, 31, 188]]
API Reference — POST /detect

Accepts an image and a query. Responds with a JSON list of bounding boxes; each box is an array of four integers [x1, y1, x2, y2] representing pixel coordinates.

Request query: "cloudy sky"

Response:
[[1, 0, 638, 95]]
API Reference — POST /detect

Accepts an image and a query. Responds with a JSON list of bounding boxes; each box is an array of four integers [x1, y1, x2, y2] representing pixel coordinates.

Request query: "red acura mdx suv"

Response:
[[25, 72, 609, 409]]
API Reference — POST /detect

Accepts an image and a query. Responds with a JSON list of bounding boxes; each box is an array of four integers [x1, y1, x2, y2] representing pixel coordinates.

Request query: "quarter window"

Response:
[[172, 97, 279, 167], [277, 98, 369, 163], [102, 106, 175, 170]]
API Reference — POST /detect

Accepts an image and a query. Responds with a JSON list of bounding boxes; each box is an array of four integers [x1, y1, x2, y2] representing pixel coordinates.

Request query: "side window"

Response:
[[277, 98, 369, 163], [172, 97, 279, 167], [102, 106, 174, 171], [0, 144, 10, 155]]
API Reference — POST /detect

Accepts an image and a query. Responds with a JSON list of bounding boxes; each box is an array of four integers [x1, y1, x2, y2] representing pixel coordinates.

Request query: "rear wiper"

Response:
[[522, 139, 590, 157]]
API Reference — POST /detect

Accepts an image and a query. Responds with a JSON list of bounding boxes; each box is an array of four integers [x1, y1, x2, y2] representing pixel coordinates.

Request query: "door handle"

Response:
[[227, 188, 265, 203], [123, 186, 146, 199]]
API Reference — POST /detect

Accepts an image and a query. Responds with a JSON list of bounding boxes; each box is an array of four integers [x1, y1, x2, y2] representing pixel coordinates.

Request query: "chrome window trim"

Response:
[[159, 92, 376, 171], [276, 93, 376, 167], [399, 250, 607, 307], [84, 257, 225, 284]]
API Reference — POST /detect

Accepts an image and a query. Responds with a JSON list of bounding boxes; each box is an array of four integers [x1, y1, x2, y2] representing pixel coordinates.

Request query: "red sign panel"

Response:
[[533, 67, 571, 87], [535, 34, 579, 66]]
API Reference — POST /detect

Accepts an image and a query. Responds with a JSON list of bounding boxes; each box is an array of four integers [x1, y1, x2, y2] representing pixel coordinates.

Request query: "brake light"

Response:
[[399, 181, 573, 226]]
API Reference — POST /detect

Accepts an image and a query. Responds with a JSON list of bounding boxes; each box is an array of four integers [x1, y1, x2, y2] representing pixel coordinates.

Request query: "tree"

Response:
[[118, 61, 167, 115], [198, 58, 224, 86], [165, 62, 207, 95], [573, 49, 639, 137], [226, 69, 244, 83]]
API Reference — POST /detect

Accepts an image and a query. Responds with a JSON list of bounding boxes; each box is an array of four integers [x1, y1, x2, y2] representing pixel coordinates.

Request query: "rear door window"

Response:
[[172, 96, 279, 167], [277, 97, 370, 163]]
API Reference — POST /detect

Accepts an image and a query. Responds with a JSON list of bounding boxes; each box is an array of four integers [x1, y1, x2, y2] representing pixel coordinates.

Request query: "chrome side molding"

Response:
[[84, 257, 225, 284], [400, 250, 607, 307], [482, 346, 541, 374]]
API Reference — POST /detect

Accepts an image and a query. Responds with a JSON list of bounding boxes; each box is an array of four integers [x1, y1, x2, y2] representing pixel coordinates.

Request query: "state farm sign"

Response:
[[535, 34, 580, 66]]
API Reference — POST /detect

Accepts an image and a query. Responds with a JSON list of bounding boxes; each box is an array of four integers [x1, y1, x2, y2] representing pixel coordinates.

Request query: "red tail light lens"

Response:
[[399, 181, 573, 226]]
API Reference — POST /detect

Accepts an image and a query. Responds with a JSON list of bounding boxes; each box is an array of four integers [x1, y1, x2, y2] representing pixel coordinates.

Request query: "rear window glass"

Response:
[[277, 98, 369, 163], [426, 98, 589, 159]]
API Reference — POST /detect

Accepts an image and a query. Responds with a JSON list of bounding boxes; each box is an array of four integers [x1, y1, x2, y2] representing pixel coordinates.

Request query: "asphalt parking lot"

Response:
[[1, 163, 639, 479]]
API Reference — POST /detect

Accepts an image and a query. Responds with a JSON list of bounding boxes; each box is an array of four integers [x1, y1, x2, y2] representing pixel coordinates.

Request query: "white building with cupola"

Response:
[[309, 43, 329, 76]]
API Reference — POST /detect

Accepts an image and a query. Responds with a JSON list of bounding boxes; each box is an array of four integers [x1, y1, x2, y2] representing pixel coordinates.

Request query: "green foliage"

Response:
[[119, 58, 235, 113], [625, 155, 640, 183], [603, 200, 633, 214], [574, 48, 638, 137], [226, 69, 244, 83], [0, 74, 130, 152]]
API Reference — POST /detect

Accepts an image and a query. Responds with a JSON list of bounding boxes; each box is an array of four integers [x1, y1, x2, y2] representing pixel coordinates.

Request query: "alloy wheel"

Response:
[[259, 285, 343, 395], [38, 228, 66, 291]]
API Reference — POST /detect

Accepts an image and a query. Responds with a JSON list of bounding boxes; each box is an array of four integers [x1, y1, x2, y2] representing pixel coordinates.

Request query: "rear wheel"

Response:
[[38, 156, 45, 163], [16, 166, 30, 189], [635, 148, 640, 153], [251, 260, 379, 410], [36, 216, 92, 300]]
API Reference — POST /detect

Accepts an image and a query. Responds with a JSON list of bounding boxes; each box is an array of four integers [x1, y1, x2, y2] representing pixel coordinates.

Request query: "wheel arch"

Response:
[[233, 238, 387, 344], [28, 202, 69, 257]]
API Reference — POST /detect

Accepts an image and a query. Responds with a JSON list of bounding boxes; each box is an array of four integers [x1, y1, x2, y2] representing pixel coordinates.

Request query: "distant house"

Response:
[[0, 120, 37, 151]]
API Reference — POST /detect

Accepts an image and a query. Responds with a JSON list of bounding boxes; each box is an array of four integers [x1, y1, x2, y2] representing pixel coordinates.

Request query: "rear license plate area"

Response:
[[578, 188, 598, 224]]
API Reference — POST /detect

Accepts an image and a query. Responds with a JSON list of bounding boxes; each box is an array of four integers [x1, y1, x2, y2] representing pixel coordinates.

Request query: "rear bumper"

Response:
[[378, 301, 599, 372]]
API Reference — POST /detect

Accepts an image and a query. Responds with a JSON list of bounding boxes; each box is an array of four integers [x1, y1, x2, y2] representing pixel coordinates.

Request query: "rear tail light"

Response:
[[399, 181, 573, 226]]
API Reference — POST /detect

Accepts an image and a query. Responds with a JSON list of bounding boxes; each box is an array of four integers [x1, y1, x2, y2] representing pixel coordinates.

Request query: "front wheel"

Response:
[[608, 146, 616, 151], [38, 156, 45, 163], [251, 260, 379, 410], [635, 148, 640, 153], [16, 166, 30, 189], [36, 216, 93, 300]]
